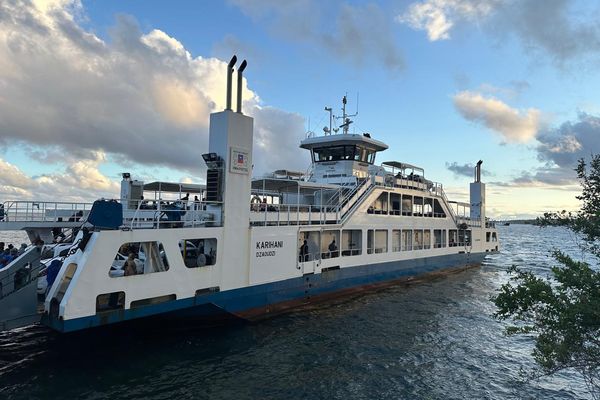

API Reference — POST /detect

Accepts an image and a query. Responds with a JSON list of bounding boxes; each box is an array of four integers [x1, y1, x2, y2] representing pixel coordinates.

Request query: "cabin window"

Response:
[[402, 195, 413, 216], [402, 230, 412, 251], [413, 197, 424, 216], [321, 230, 340, 259], [390, 193, 401, 215], [424, 230, 431, 249], [449, 230, 458, 247], [492, 232, 497, 242], [368, 229, 388, 254], [342, 230, 362, 256], [96, 292, 125, 312], [413, 230, 424, 250], [367, 230, 374, 254], [486, 232, 491, 242], [298, 231, 320, 262], [424, 198, 433, 217], [368, 192, 388, 214], [179, 238, 217, 268], [457, 229, 472, 246], [392, 230, 401, 252], [434, 229, 446, 248], [109, 241, 169, 278], [433, 199, 446, 218]]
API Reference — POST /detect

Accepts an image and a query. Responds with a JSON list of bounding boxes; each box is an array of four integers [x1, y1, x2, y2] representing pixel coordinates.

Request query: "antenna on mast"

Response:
[[337, 93, 358, 135]]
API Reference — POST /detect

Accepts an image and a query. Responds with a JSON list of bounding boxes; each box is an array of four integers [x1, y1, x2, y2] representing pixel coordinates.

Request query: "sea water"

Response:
[[0, 225, 592, 399]]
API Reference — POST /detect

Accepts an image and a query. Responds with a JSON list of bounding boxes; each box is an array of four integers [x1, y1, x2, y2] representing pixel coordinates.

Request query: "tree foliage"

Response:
[[493, 155, 600, 395]]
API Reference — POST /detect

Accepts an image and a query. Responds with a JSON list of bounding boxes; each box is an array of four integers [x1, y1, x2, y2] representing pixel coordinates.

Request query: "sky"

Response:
[[1, 0, 600, 219]]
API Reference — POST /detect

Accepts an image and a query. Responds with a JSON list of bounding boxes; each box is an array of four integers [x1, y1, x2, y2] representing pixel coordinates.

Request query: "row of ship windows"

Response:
[[108, 238, 218, 278], [298, 228, 489, 261], [368, 192, 447, 218]]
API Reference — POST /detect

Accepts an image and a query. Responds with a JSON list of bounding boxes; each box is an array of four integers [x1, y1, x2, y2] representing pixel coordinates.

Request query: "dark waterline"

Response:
[[0, 225, 592, 399]]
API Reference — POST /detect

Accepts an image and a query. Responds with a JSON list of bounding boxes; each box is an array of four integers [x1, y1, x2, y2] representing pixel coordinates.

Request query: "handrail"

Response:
[[1, 200, 93, 224]]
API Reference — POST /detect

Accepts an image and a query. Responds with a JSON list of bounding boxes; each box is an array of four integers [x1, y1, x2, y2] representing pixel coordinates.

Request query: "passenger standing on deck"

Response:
[[299, 240, 309, 262], [328, 239, 338, 258]]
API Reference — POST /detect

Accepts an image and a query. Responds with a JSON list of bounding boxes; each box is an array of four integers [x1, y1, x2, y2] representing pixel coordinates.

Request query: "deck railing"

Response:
[[124, 199, 222, 229], [1, 201, 93, 224]]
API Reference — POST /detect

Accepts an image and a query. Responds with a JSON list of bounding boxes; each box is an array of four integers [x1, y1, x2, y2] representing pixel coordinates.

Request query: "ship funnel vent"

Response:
[[475, 160, 483, 182], [237, 59, 247, 114], [226, 55, 237, 111]]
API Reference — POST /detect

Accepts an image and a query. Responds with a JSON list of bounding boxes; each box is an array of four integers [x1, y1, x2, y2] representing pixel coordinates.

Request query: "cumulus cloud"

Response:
[[453, 90, 541, 143], [230, 0, 404, 71], [398, 0, 600, 64], [536, 113, 600, 168], [491, 166, 578, 189], [0, 152, 120, 202], [0, 0, 307, 186], [445, 161, 493, 178], [397, 0, 499, 41]]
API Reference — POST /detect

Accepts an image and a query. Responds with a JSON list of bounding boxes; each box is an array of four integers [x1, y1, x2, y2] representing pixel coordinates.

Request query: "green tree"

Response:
[[493, 155, 600, 397]]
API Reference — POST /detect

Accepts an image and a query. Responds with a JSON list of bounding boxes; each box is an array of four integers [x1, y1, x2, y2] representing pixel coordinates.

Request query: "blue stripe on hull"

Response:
[[45, 252, 488, 332]]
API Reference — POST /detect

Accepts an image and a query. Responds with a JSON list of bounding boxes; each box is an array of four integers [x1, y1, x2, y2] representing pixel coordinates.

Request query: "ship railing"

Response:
[[455, 216, 482, 228], [250, 203, 341, 226], [338, 178, 374, 222], [1, 200, 93, 224], [124, 199, 222, 230], [439, 189, 458, 225], [449, 241, 472, 247]]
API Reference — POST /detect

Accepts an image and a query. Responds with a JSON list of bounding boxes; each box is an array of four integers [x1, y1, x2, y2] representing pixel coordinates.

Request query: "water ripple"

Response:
[[0, 225, 592, 399]]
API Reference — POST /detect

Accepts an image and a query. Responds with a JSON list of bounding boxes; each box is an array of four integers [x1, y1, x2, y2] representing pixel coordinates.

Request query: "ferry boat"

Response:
[[0, 57, 499, 332]]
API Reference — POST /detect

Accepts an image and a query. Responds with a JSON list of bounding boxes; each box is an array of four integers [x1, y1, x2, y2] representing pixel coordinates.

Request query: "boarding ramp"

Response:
[[0, 246, 44, 331]]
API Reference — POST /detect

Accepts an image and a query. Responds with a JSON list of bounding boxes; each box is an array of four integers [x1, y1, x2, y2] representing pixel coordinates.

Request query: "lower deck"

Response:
[[45, 251, 488, 332]]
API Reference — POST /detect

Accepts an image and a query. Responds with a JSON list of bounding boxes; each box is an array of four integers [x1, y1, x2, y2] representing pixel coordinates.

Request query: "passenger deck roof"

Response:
[[143, 181, 206, 193]]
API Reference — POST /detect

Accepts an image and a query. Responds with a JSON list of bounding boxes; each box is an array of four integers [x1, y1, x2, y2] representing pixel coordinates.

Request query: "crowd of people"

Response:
[[0, 241, 28, 268]]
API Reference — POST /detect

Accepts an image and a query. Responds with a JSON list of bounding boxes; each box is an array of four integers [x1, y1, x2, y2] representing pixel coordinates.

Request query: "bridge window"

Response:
[[109, 241, 169, 278], [313, 146, 358, 162], [342, 229, 362, 256], [312, 146, 376, 164], [179, 238, 217, 268]]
